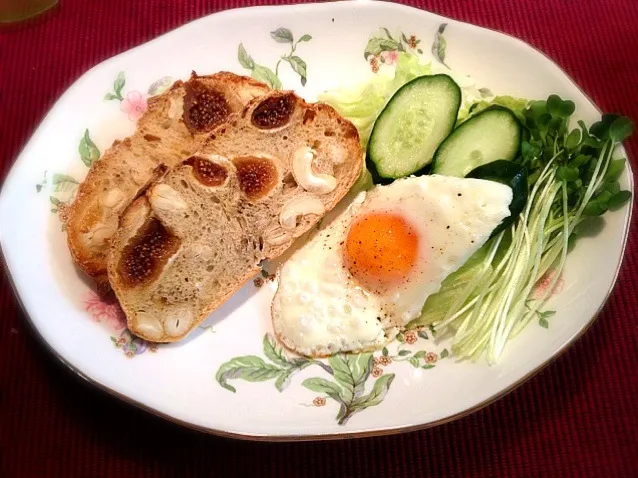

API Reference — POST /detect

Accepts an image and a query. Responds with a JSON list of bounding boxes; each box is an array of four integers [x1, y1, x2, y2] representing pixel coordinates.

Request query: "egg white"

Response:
[[272, 175, 513, 357]]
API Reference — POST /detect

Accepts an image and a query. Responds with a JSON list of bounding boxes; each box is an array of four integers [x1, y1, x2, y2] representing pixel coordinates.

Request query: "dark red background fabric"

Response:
[[1, 1, 637, 476]]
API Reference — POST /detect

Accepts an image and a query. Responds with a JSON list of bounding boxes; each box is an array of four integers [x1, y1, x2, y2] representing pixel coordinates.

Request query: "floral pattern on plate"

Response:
[[104, 71, 148, 121], [216, 331, 448, 425], [364, 27, 423, 72], [238, 28, 312, 88], [84, 291, 158, 357]]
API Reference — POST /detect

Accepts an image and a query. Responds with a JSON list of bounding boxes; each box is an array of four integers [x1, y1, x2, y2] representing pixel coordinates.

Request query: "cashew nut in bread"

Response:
[[87, 223, 116, 246], [264, 226, 290, 246], [164, 311, 194, 337], [279, 195, 325, 230], [149, 184, 189, 213], [100, 189, 126, 208], [135, 314, 164, 341], [292, 147, 337, 195], [168, 96, 184, 120]]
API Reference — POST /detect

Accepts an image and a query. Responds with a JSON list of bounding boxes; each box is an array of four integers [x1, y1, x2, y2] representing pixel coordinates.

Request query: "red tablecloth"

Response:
[[1, 1, 637, 476]]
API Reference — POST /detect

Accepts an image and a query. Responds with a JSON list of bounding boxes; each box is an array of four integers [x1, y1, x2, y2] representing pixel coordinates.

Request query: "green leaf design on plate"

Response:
[[331, 373, 396, 425], [36, 171, 48, 193], [413, 350, 426, 360], [263, 334, 293, 367], [381, 27, 395, 41], [216, 334, 311, 393], [479, 87, 493, 98], [537, 310, 555, 329], [237, 43, 255, 70], [271, 28, 294, 44], [104, 71, 126, 101], [275, 367, 300, 392], [214, 333, 449, 425], [215, 356, 282, 393], [329, 353, 372, 401], [354, 374, 394, 408], [239, 30, 311, 89], [49, 196, 61, 206], [148, 76, 174, 96], [114, 71, 125, 97], [251, 64, 282, 90], [364, 37, 400, 60], [51, 174, 79, 192], [431, 23, 448, 67], [304, 353, 389, 425], [440, 349, 450, 359], [78, 129, 100, 167], [302, 377, 344, 402], [286, 55, 307, 86]]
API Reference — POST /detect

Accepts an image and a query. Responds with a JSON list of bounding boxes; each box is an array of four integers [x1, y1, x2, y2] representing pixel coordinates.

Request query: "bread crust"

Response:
[[108, 90, 363, 342], [66, 72, 270, 287]]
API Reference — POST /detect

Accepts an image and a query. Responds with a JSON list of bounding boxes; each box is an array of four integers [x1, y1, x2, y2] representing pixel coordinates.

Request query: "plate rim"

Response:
[[0, 0, 634, 441]]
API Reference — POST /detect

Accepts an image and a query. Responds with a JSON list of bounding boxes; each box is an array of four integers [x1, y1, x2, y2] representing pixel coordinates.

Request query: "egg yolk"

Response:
[[344, 212, 419, 291]]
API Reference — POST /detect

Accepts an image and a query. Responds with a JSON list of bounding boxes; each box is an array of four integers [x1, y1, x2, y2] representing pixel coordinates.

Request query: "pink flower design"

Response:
[[531, 269, 565, 300], [84, 291, 126, 332], [120, 91, 147, 121], [425, 352, 438, 364], [381, 50, 399, 65]]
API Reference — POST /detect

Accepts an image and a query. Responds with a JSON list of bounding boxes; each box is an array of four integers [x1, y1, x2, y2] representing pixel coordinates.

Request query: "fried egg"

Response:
[[272, 175, 513, 357]]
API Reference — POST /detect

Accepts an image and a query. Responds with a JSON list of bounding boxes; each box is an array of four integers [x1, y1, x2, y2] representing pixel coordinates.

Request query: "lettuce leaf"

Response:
[[319, 53, 432, 148], [457, 95, 529, 124], [407, 243, 492, 329]]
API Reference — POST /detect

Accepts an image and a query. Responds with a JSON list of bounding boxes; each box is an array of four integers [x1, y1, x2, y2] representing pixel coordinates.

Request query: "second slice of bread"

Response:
[[66, 72, 270, 288], [108, 90, 362, 342]]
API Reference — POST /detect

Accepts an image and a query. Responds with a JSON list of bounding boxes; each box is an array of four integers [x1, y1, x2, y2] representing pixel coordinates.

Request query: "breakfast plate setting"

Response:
[[0, 0, 633, 441]]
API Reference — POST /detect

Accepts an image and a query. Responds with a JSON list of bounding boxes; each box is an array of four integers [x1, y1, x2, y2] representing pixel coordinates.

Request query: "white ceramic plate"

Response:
[[0, 1, 633, 440]]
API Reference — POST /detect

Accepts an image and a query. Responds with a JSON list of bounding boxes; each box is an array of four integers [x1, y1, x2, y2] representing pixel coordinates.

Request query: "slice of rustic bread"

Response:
[[107, 90, 363, 342], [66, 72, 270, 288]]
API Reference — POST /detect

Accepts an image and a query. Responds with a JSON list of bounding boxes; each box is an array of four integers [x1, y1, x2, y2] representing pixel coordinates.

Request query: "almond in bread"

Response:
[[107, 90, 363, 342], [66, 72, 270, 288]]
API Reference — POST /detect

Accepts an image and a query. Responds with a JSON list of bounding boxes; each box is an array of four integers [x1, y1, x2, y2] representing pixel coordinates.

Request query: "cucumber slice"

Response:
[[367, 74, 461, 183], [466, 160, 528, 235], [432, 106, 522, 177]]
